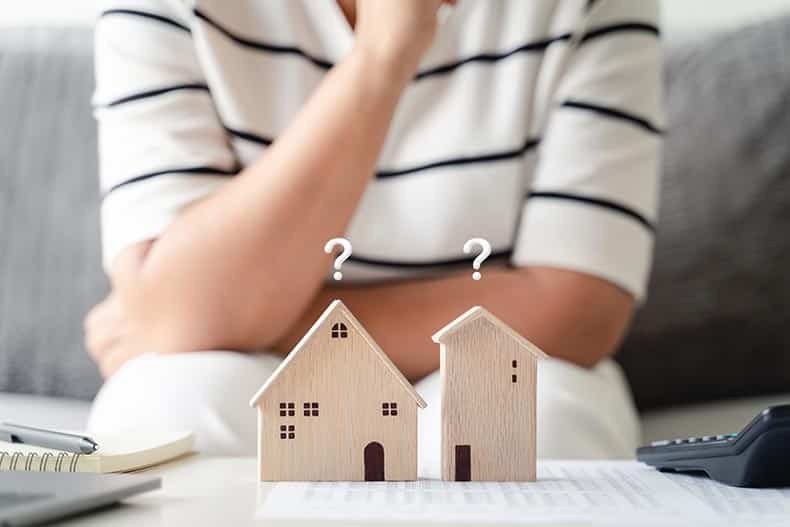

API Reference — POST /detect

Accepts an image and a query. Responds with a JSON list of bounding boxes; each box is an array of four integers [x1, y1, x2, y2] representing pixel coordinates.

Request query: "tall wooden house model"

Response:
[[249, 300, 426, 481], [433, 306, 547, 482]]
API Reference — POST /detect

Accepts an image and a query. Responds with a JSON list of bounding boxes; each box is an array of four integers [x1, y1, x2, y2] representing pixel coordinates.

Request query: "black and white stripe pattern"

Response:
[[104, 165, 239, 196], [98, 83, 210, 108], [561, 100, 664, 135], [95, 0, 662, 298], [527, 191, 655, 232], [99, 8, 191, 33]]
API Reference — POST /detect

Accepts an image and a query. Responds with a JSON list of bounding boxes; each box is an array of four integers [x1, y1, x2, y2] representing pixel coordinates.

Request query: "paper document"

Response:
[[258, 461, 790, 525]]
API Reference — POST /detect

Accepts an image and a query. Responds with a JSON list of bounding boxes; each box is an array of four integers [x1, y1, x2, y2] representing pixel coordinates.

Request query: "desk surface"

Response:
[[59, 456, 573, 527], [59, 456, 790, 527], [60, 457, 264, 527]]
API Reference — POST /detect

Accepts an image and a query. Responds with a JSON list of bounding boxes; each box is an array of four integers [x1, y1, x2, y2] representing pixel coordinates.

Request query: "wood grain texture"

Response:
[[435, 307, 544, 481], [251, 301, 422, 481]]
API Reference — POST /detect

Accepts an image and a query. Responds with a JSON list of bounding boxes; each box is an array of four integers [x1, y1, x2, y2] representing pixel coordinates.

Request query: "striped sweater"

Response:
[[94, 0, 663, 298]]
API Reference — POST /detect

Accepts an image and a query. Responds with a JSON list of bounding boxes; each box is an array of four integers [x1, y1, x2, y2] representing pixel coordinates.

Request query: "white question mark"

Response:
[[324, 238, 353, 281], [463, 238, 492, 281]]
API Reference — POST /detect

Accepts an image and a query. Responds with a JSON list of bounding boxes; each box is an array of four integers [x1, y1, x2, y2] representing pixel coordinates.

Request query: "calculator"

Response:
[[636, 404, 790, 487]]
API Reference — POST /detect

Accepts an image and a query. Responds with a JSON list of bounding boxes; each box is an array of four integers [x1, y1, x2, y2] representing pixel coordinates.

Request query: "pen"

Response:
[[0, 422, 99, 454]]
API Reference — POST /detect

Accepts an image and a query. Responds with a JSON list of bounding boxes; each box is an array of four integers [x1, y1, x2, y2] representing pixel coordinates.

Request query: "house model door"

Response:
[[364, 442, 385, 481], [455, 445, 471, 481]]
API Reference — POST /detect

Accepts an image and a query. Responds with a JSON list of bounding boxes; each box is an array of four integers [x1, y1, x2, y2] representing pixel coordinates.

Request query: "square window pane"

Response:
[[304, 410, 310, 416], [288, 402, 294, 408], [383, 410, 389, 416], [391, 402, 397, 408], [280, 433, 286, 439], [288, 425, 294, 431], [312, 402, 319, 408], [312, 410, 319, 417], [391, 410, 398, 416], [382, 403, 389, 409], [280, 410, 286, 417], [288, 433, 295, 439], [280, 425, 286, 431], [280, 402, 286, 409], [304, 402, 310, 408]]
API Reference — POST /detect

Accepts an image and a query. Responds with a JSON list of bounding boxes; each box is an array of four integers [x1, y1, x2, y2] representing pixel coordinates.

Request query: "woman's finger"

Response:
[[98, 344, 137, 378], [86, 328, 122, 361], [84, 305, 123, 358], [84, 296, 123, 333]]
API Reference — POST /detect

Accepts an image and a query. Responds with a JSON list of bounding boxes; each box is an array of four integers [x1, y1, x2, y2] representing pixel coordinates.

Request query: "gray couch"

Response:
[[2, 18, 790, 444]]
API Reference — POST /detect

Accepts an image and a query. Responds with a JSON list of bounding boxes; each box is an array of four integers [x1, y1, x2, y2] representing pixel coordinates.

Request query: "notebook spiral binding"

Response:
[[0, 450, 81, 472]]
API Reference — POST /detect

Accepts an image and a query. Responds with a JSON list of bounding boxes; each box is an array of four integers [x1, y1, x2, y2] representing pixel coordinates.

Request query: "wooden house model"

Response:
[[249, 300, 427, 481], [432, 306, 547, 482]]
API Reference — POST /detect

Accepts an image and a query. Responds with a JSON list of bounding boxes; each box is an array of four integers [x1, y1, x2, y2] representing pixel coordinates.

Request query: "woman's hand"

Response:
[[354, 0, 456, 73], [84, 292, 135, 378], [84, 241, 152, 378]]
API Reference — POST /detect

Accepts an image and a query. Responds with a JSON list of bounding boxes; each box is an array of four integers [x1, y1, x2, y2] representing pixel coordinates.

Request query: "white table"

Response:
[[61, 457, 271, 526], [59, 455, 790, 526], [60, 456, 561, 526], [61, 457, 522, 526]]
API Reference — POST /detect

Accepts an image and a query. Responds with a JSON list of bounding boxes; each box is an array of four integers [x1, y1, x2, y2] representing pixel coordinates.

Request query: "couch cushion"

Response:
[[0, 392, 90, 431], [617, 16, 790, 410], [0, 28, 106, 399]]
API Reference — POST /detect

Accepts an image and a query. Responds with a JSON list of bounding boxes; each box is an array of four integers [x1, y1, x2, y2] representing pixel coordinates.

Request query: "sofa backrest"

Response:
[[0, 28, 106, 399], [617, 16, 790, 409]]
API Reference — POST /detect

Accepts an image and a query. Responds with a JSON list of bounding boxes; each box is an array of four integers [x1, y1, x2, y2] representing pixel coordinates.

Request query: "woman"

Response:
[[85, 0, 662, 473]]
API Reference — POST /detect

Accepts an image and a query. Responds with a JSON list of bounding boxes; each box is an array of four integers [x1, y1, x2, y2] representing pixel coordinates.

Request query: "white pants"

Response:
[[87, 352, 640, 476]]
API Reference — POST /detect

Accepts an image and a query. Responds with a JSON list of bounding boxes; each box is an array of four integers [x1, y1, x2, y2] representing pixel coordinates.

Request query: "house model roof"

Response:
[[432, 306, 548, 359], [249, 300, 427, 408]]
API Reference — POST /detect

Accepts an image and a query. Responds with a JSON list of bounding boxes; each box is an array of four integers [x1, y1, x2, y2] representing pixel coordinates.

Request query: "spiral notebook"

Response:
[[0, 429, 193, 473]]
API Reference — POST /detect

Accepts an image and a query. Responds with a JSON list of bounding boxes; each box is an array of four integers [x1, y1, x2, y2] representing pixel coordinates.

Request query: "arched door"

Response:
[[364, 441, 385, 481]]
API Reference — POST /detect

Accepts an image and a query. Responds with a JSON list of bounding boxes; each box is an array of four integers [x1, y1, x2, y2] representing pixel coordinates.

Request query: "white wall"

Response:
[[0, 0, 100, 26], [3, 0, 790, 34], [662, 0, 790, 38]]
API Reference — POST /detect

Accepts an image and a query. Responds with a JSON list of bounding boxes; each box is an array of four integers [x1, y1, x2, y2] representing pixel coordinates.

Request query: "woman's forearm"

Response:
[[119, 48, 417, 354], [277, 266, 635, 380]]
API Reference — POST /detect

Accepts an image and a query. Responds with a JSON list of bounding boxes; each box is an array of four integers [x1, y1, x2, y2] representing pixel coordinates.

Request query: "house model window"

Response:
[[279, 402, 295, 416], [279, 424, 295, 440], [303, 402, 319, 417], [512, 359, 517, 383], [331, 322, 348, 339], [382, 402, 398, 416]]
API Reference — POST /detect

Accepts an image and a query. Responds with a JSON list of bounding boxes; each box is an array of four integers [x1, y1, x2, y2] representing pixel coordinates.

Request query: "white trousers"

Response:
[[87, 352, 640, 477]]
